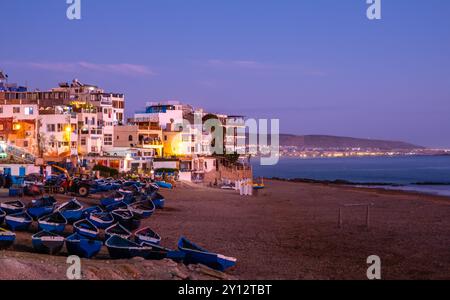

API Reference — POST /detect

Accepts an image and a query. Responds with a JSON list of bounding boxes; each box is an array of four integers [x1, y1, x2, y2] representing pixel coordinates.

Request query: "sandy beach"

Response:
[[1, 180, 450, 280]]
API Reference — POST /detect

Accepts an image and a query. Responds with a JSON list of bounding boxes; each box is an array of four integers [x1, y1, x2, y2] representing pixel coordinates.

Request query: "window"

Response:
[[81, 138, 86, 146], [13, 107, 20, 114], [0, 107, 3, 114], [164, 135, 168, 141], [24, 107, 34, 115], [104, 134, 113, 146], [0, 124, 3, 131], [129, 135, 133, 142], [23, 141, 29, 147], [47, 124, 56, 132]]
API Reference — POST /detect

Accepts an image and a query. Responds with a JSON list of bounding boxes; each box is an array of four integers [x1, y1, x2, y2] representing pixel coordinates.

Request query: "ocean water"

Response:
[[252, 156, 450, 197]]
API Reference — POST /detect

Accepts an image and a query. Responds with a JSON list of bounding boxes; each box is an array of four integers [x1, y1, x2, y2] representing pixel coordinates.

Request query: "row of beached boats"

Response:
[[0, 182, 236, 271]]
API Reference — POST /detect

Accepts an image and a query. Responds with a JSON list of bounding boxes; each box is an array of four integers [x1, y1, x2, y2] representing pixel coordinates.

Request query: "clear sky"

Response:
[[1, 0, 449, 147]]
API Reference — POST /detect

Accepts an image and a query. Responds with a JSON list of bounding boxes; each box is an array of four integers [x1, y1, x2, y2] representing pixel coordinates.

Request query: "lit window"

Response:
[[24, 107, 34, 115]]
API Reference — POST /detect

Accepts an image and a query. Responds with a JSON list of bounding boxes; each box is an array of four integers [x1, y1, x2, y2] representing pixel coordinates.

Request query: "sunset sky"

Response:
[[1, 0, 449, 147]]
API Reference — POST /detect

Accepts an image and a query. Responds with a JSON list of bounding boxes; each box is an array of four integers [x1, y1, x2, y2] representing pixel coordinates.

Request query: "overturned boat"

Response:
[[178, 237, 237, 271], [32, 231, 65, 255], [5, 212, 33, 231], [73, 219, 100, 239], [38, 211, 67, 234], [66, 233, 103, 259], [0, 228, 16, 249], [104, 223, 132, 241], [134, 227, 161, 245], [57, 199, 84, 223], [87, 211, 114, 229], [1, 200, 25, 215]]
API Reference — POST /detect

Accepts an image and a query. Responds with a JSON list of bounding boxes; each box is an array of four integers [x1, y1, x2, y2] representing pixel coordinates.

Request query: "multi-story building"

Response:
[[37, 106, 78, 160]]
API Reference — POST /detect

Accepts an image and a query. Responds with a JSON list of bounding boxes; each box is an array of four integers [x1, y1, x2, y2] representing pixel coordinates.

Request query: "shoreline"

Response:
[[264, 177, 450, 198]]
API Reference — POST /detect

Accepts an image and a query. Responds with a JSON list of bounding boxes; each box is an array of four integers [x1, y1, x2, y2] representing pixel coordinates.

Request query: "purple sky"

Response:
[[1, 0, 450, 147]]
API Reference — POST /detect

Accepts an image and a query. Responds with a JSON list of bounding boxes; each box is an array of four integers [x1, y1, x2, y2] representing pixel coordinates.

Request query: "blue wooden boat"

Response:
[[139, 241, 186, 261], [1, 200, 25, 215], [104, 223, 132, 241], [66, 233, 103, 259], [32, 231, 65, 255], [57, 199, 84, 223], [129, 200, 155, 219], [118, 190, 136, 205], [27, 197, 57, 219], [0, 209, 5, 225], [151, 192, 165, 209], [0, 228, 16, 249], [87, 211, 114, 229], [38, 211, 67, 234], [178, 237, 237, 271], [105, 201, 128, 212], [81, 206, 103, 219], [5, 212, 32, 231], [134, 227, 161, 245], [112, 209, 140, 230], [73, 219, 99, 239], [106, 235, 169, 260], [155, 181, 173, 189], [101, 192, 125, 207]]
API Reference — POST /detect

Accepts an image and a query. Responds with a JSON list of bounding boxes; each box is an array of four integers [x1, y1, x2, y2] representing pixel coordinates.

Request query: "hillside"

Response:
[[278, 134, 424, 150]]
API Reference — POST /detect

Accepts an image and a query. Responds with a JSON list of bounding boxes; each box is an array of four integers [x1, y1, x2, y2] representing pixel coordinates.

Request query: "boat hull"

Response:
[[38, 221, 66, 234], [0, 231, 15, 249], [87, 213, 114, 230], [73, 220, 99, 239], [5, 216, 32, 231], [32, 235, 65, 255], [27, 206, 54, 220], [178, 238, 237, 271], [66, 234, 102, 259]]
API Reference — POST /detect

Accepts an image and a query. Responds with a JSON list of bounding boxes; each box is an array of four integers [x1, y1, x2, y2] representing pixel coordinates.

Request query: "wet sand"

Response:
[[1, 180, 450, 279]]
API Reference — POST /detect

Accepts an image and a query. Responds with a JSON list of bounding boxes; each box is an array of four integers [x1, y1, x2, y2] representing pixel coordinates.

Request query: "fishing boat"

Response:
[[106, 235, 170, 259], [105, 201, 128, 212], [38, 211, 67, 234], [139, 241, 186, 261], [112, 209, 140, 230], [0, 228, 16, 249], [66, 233, 103, 259], [73, 219, 100, 239], [100, 192, 125, 207], [129, 200, 155, 219], [27, 197, 57, 219], [1, 200, 25, 215], [155, 181, 173, 189], [104, 223, 132, 241], [81, 206, 103, 219], [0, 209, 5, 225], [178, 237, 237, 271], [5, 212, 33, 231], [32, 231, 65, 255], [87, 211, 114, 229], [134, 227, 161, 245], [118, 190, 136, 205], [57, 199, 84, 223], [151, 192, 165, 209]]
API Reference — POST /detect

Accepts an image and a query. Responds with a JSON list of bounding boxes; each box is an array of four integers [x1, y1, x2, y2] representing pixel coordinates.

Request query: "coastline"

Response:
[[2, 180, 450, 279], [265, 177, 450, 198]]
